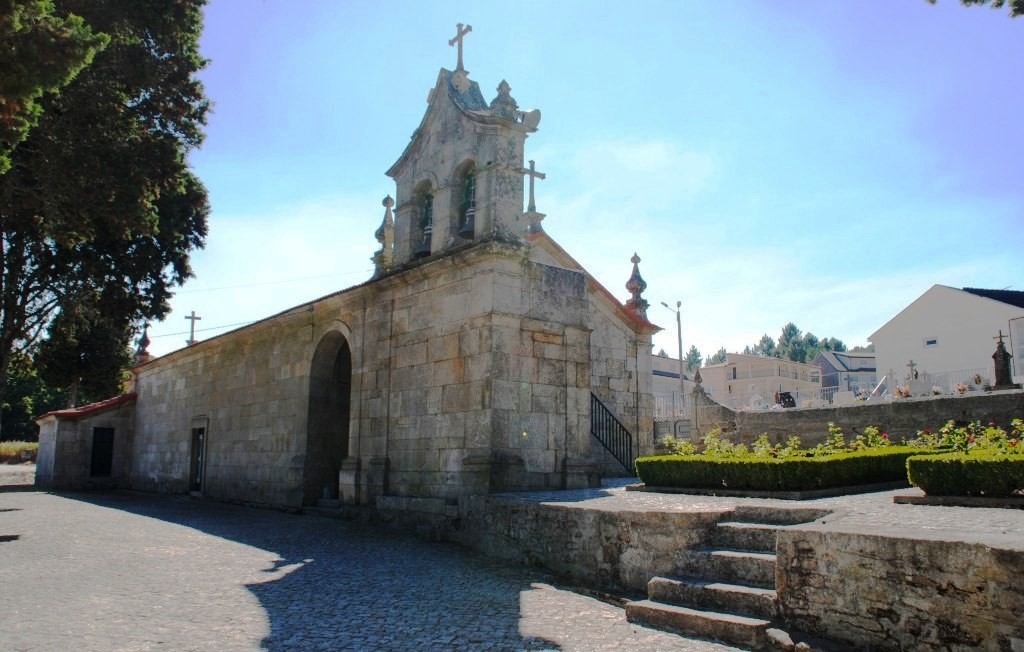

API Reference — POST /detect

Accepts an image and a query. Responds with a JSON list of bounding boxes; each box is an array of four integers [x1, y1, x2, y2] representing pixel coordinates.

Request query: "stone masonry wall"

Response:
[[35, 402, 135, 490], [587, 292, 656, 471], [132, 311, 320, 506], [777, 528, 1024, 650], [692, 388, 1024, 446], [454, 494, 724, 591]]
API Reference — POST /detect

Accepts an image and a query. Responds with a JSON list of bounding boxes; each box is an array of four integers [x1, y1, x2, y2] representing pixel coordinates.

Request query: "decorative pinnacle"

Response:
[[372, 194, 395, 278], [135, 325, 150, 354], [624, 253, 650, 320], [490, 79, 519, 120]]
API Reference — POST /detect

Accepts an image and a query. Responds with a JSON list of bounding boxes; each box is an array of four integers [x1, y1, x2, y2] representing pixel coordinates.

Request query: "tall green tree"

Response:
[[777, 322, 806, 362], [705, 347, 727, 366], [684, 345, 703, 372], [35, 288, 132, 407], [0, 0, 209, 427], [927, 0, 1023, 18], [0, 0, 108, 173], [1, 351, 67, 439]]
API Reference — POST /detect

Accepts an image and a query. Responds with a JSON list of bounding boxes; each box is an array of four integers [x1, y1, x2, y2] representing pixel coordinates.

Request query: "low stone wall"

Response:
[[777, 527, 1024, 650], [693, 388, 1024, 446], [452, 495, 726, 592], [446, 495, 1024, 650]]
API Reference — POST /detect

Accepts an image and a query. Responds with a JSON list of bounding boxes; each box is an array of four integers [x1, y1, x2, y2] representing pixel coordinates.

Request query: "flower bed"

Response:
[[907, 453, 1024, 497], [905, 418, 1023, 497], [636, 447, 924, 492]]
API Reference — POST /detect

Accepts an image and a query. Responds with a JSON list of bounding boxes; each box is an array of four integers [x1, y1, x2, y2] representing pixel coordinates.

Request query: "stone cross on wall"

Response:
[[992, 330, 1019, 389], [185, 310, 202, 346], [449, 23, 472, 71], [906, 359, 917, 380], [519, 159, 545, 213]]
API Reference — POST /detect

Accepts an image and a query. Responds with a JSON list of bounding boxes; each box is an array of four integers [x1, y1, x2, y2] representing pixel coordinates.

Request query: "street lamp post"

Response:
[[660, 301, 685, 412]]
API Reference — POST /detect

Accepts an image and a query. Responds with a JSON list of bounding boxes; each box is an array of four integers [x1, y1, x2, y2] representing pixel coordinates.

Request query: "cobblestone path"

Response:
[[0, 490, 739, 651]]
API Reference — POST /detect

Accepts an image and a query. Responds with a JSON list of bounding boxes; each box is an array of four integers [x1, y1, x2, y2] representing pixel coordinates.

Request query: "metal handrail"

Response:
[[590, 393, 634, 473]]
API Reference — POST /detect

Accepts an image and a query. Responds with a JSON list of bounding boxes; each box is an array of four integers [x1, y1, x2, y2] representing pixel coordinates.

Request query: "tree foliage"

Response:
[[705, 347, 727, 366], [927, 0, 1024, 18], [0, 0, 108, 173], [684, 345, 703, 373], [0, 0, 209, 422], [35, 288, 132, 406], [0, 351, 67, 439]]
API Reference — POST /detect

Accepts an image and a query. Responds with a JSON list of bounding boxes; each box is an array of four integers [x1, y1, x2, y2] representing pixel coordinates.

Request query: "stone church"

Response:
[[35, 26, 660, 508]]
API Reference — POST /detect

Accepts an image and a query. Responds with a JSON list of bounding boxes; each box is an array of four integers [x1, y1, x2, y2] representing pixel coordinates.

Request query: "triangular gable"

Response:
[[527, 232, 660, 335]]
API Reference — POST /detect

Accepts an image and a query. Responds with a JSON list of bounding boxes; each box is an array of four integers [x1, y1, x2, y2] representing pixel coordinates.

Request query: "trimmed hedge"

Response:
[[635, 446, 926, 492], [907, 453, 1024, 497]]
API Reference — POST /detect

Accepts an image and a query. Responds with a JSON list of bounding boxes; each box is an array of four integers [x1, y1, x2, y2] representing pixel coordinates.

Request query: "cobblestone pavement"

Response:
[[501, 478, 1024, 547], [0, 490, 740, 652]]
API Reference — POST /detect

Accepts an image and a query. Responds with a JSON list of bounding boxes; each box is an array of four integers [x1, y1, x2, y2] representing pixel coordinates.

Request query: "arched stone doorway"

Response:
[[304, 331, 352, 505]]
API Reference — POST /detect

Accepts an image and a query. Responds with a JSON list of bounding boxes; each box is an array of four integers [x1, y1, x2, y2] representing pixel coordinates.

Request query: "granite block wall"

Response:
[[692, 388, 1024, 446], [777, 528, 1024, 650]]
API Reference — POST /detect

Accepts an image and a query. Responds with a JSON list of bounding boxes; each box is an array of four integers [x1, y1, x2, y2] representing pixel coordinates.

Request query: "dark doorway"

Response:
[[90, 427, 115, 477], [304, 332, 352, 505], [190, 427, 206, 493]]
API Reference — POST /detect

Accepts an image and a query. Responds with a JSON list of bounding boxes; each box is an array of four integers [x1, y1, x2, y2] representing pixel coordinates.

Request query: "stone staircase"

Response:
[[626, 506, 846, 651]]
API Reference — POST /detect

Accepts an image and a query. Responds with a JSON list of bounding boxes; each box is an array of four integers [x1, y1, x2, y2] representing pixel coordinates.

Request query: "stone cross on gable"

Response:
[[449, 23, 472, 71], [185, 310, 202, 346], [519, 159, 546, 213]]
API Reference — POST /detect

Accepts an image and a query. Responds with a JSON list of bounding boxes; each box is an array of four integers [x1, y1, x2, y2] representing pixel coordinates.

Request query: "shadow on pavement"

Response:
[[58, 490, 563, 651]]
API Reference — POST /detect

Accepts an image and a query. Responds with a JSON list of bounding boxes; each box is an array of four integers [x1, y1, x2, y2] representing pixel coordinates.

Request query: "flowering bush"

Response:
[[910, 419, 1023, 454], [893, 384, 911, 399], [955, 383, 969, 395], [931, 386, 944, 396]]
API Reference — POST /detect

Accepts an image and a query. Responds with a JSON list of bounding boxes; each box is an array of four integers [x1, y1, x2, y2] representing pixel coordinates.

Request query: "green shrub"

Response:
[[0, 441, 38, 464], [635, 446, 925, 492], [907, 453, 1024, 497]]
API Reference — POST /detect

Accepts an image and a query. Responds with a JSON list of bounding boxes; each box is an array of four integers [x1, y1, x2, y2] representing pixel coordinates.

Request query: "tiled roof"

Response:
[[962, 287, 1024, 310], [36, 393, 137, 421]]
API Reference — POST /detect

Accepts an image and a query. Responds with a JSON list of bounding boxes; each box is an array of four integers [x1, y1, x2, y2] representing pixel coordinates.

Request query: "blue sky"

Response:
[[148, 0, 1024, 359]]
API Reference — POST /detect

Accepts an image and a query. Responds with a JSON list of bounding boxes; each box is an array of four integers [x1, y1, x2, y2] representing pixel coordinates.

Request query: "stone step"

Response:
[[648, 576, 778, 619], [731, 505, 829, 526], [626, 599, 772, 649], [710, 521, 780, 553], [678, 548, 777, 589]]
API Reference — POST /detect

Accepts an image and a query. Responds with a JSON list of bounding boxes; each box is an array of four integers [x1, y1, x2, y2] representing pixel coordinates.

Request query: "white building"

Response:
[[868, 285, 1024, 388]]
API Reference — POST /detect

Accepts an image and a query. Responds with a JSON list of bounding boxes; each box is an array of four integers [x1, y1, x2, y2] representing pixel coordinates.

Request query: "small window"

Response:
[[923, 338, 938, 347]]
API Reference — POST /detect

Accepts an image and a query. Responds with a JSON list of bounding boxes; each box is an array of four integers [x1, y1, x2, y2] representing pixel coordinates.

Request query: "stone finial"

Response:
[[693, 367, 703, 386], [371, 195, 395, 278], [134, 325, 152, 366], [624, 253, 650, 319], [489, 80, 519, 120]]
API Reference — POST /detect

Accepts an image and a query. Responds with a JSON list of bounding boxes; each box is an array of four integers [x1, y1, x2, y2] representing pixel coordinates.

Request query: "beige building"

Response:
[[699, 353, 821, 410], [35, 34, 660, 506]]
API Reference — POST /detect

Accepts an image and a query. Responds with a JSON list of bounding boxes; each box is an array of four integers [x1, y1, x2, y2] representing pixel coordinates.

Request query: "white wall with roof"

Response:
[[869, 285, 1024, 385]]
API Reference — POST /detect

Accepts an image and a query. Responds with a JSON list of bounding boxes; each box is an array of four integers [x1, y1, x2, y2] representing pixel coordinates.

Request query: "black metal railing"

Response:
[[590, 393, 634, 473]]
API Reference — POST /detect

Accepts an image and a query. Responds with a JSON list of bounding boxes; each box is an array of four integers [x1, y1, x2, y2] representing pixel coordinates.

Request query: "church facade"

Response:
[[36, 29, 660, 508]]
